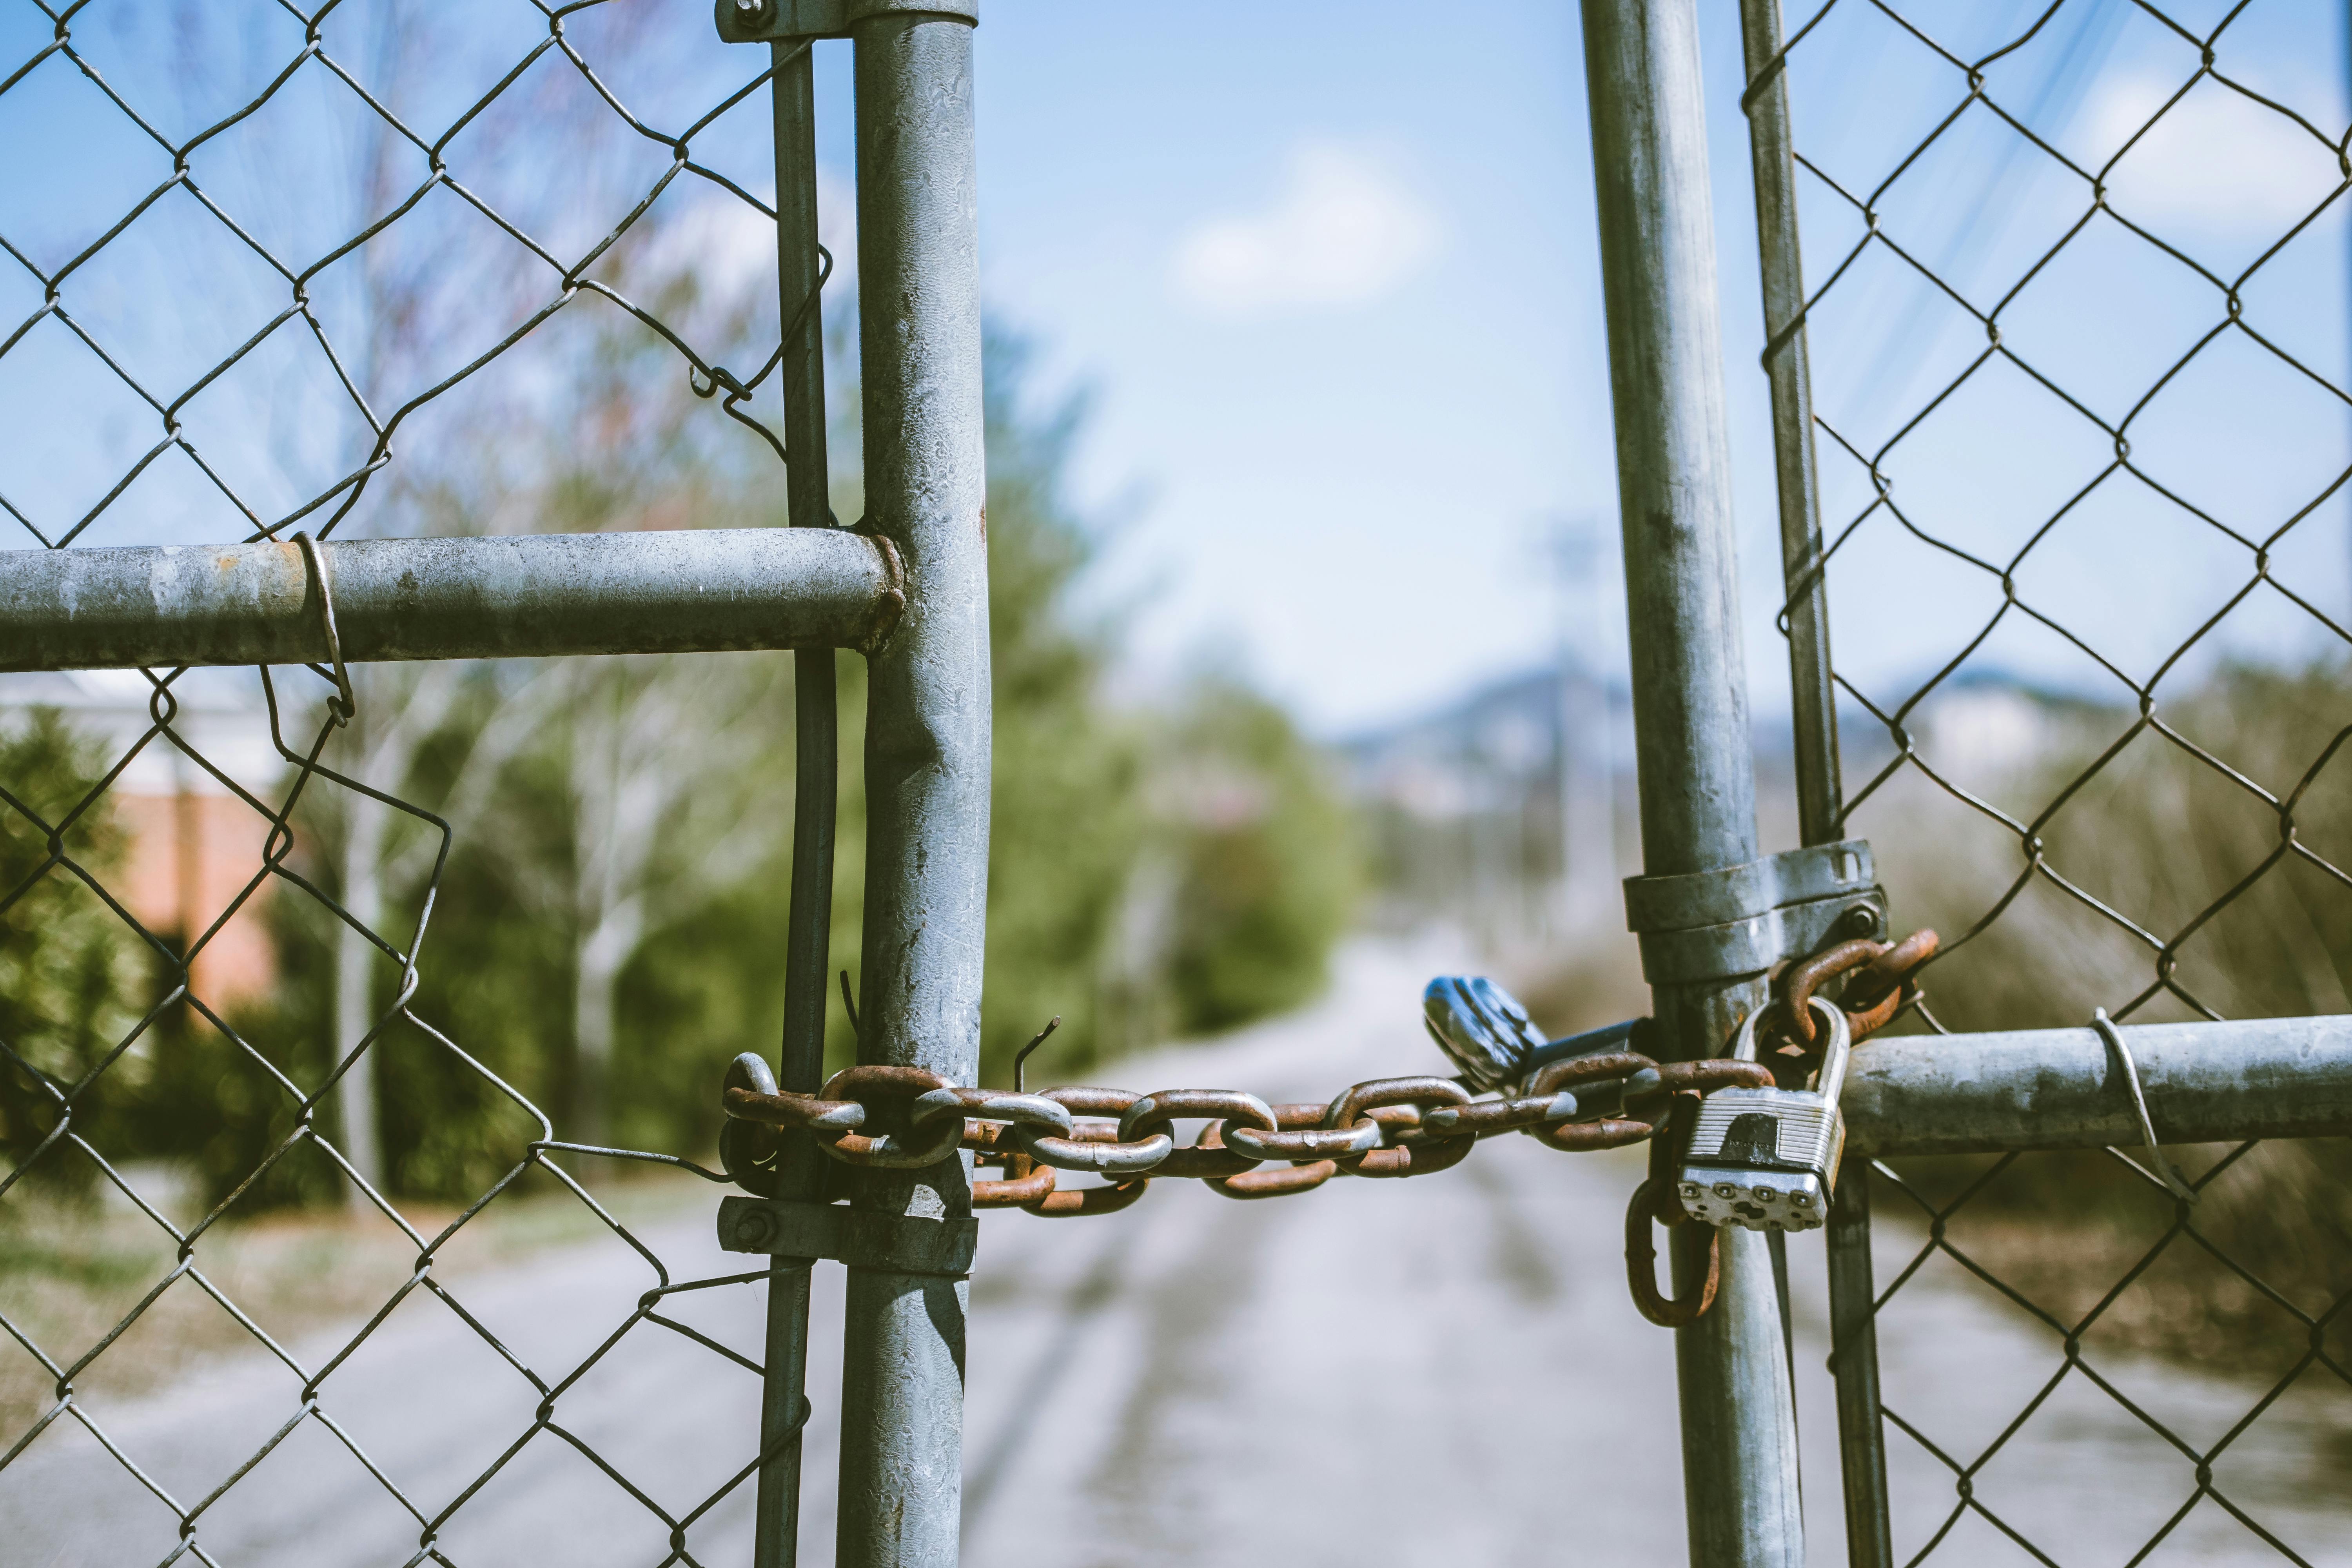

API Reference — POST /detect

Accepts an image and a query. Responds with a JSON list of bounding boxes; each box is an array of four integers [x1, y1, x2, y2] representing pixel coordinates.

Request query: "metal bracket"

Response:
[[716, 0, 976, 43], [1622, 839, 1886, 984], [717, 1195, 978, 1277]]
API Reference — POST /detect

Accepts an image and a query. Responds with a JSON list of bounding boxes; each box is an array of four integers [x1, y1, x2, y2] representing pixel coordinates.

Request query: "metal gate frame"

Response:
[[1, 3, 987, 1564], [8, 2, 2350, 1565], [1582, 2, 2352, 1565]]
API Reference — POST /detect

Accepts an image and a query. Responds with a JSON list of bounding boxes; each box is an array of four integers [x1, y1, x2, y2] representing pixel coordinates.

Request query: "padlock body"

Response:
[[1675, 1086, 1845, 1231]]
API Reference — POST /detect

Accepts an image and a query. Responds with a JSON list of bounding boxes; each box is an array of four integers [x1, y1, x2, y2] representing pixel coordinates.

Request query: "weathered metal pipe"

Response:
[[0, 528, 904, 670], [1824, 1155, 1889, 1568], [1732, 0, 1891, 1554], [835, 7, 989, 1568], [753, 36, 838, 1568], [1580, 0, 1804, 1561], [1845, 1014, 2352, 1157]]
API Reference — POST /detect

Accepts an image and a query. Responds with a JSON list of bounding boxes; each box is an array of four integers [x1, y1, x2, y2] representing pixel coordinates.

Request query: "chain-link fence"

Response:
[[1740, 1, 2352, 1560], [1, 3, 829, 1561], [11, 1, 2352, 1565]]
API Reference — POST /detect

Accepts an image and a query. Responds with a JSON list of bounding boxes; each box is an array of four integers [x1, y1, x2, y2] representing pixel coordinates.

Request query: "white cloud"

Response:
[[653, 196, 775, 302], [815, 166, 858, 294], [1172, 142, 1443, 317], [646, 166, 858, 313], [2089, 73, 2343, 235]]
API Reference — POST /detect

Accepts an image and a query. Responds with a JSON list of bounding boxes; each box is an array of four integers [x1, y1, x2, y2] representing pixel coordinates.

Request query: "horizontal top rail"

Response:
[[1844, 1014, 2352, 1157], [715, 0, 978, 44], [0, 529, 905, 671]]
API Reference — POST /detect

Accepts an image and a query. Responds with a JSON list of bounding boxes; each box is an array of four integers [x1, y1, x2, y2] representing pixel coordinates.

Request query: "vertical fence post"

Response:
[[754, 38, 836, 1568], [1733, 5, 1894, 1564], [838, 8, 989, 1568], [1579, 2, 1806, 1564]]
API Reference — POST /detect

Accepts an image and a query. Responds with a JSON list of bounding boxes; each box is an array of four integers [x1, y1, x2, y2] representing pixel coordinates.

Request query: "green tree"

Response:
[[70, 327, 1361, 1210], [0, 711, 142, 1186], [1158, 677, 1359, 1034], [975, 333, 1147, 1085]]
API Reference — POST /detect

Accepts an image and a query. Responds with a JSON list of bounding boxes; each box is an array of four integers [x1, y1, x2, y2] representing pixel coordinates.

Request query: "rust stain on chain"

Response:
[[711, 933, 1945, 1332]]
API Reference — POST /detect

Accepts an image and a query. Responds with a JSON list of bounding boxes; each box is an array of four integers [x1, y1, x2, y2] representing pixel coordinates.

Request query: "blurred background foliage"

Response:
[[1861, 659, 2352, 1375], [1156, 677, 1359, 1035], [0, 313, 1361, 1211], [0, 715, 143, 1172], [3, 4, 2340, 1398]]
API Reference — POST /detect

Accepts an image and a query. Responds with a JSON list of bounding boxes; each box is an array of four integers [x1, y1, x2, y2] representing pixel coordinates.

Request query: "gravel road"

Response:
[[8, 942, 2348, 1566]]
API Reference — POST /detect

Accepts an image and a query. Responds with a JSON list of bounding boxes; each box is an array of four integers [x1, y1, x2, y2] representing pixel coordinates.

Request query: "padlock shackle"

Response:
[[1729, 995, 1852, 1103]]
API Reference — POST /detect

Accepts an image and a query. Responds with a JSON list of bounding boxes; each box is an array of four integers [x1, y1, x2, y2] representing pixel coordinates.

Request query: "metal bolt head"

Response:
[[1680, 1183, 1701, 1200], [1752, 1185, 1776, 1203], [1839, 903, 1880, 938], [1713, 1182, 1739, 1200], [1791, 1191, 1814, 1207], [733, 0, 776, 25]]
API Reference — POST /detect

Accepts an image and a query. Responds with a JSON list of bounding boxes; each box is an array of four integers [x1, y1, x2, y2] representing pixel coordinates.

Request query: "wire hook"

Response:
[[292, 530, 353, 728], [1013, 1016, 1060, 1094], [2091, 1009, 2198, 1206], [838, 969, 861, 1042]]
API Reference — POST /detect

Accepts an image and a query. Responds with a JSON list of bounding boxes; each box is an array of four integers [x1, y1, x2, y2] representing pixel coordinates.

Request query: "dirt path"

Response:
[[7, 941, 2347, 1566]]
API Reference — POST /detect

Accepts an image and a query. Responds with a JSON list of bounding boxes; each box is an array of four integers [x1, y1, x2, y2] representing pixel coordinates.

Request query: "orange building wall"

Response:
[[111, 792, 279, 1009]]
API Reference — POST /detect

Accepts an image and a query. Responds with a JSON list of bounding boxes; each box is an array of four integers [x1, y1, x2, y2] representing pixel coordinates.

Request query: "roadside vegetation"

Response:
[[1866, 660, 2352, 1380], [0, 326, 1359, 1213]]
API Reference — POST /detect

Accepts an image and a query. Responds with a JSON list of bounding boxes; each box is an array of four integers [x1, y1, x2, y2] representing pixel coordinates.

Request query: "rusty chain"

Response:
[[723, 930, 1938, 1315], [722, 933, 1938, 1328], [720, 1050, 1777, 1215]]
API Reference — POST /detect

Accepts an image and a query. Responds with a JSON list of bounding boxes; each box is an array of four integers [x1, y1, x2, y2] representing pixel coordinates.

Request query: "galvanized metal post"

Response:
[[1579, 1, 1806, 1564], [838, 8, 988, 1568], [753, 38, 835, 1568], [1736, 2, 1838, 848], [1734, 3, 1891, 1561]]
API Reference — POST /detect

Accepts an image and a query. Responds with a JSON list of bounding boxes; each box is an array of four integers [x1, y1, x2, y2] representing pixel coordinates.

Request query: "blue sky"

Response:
[[960, 1, 1606, 734], [947, 0, 2352, 734], [5, 0, 2349, 739]]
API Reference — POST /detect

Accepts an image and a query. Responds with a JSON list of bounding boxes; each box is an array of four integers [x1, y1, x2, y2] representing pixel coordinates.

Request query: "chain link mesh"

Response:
[[1, 2, 818, 1561], [15, 0, 2352, 1560], [1760, 2, 2352, 1561]]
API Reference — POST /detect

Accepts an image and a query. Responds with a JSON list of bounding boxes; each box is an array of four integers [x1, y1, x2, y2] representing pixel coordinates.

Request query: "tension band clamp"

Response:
[[718, 1194, 978, 1277], [1622, 839, 1887, 985]]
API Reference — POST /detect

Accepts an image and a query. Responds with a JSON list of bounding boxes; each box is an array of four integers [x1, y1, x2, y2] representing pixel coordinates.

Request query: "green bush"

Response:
[[2, 333, 1361, 1212], [975, 333, 1146, 1085], [0, 711, 142, 1189], [1160, 679, 1359, 1034]]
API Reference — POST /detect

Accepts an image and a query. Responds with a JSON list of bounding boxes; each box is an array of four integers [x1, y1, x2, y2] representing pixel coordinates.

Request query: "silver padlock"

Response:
[[1677, 995, 1850, 1232]]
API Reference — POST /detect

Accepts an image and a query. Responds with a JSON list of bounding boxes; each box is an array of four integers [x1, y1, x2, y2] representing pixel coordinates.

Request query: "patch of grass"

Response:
[[0, 1167, 712, 1438]]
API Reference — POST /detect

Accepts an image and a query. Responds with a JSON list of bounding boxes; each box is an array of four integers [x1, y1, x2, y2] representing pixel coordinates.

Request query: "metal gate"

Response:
[[2, 2, 2348, 1566], [1, 3, 985, 1563], [1622, 1, 2352, 1563]]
